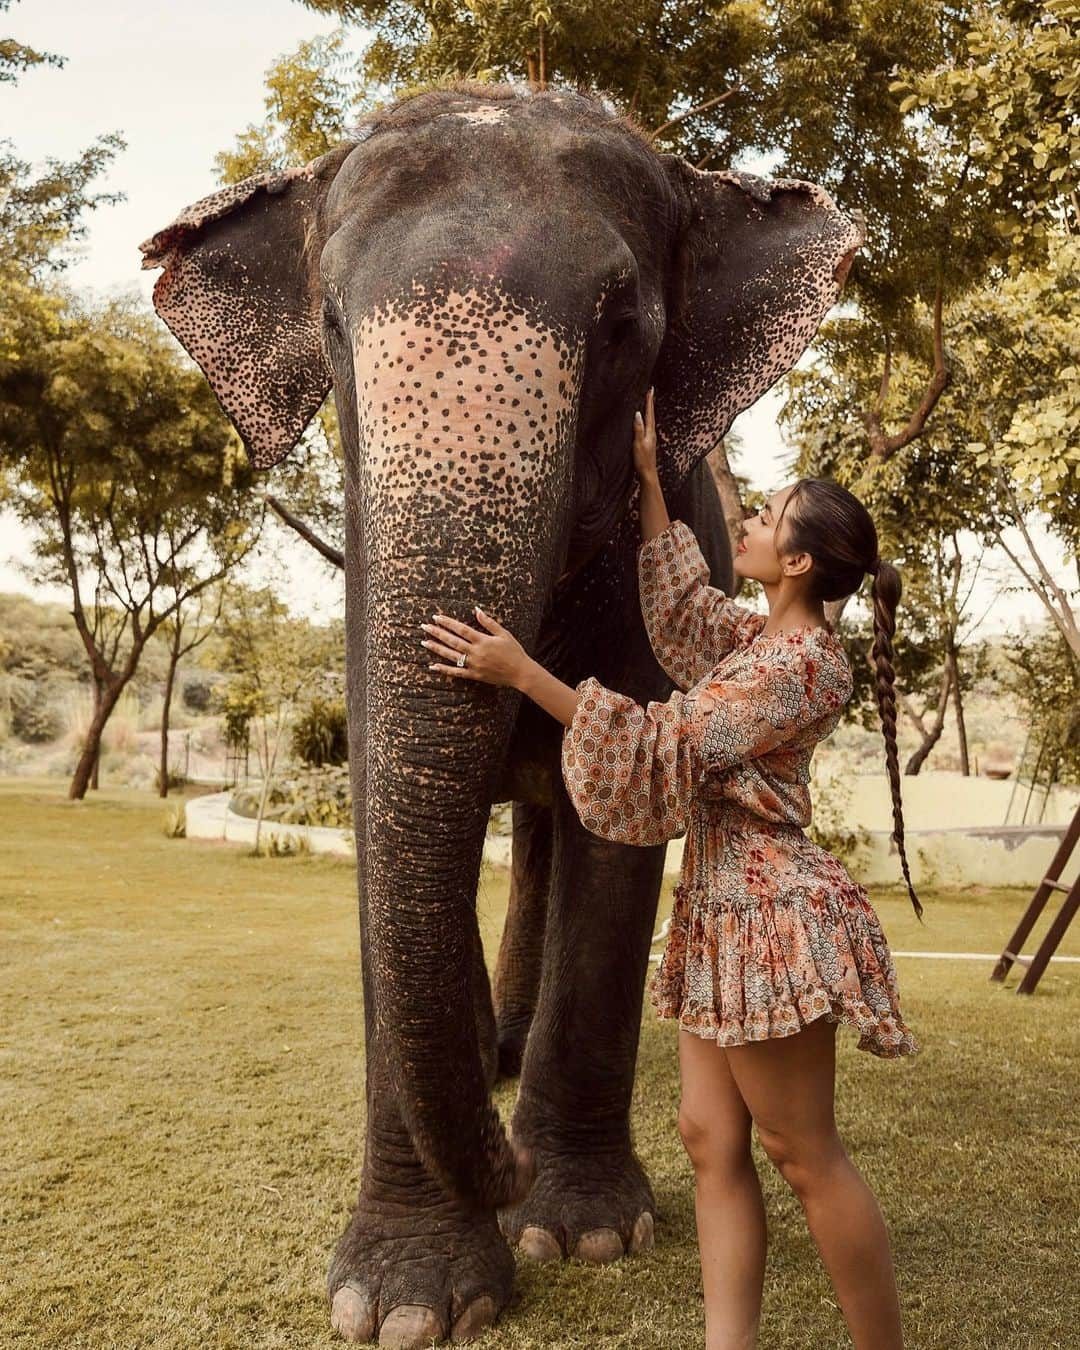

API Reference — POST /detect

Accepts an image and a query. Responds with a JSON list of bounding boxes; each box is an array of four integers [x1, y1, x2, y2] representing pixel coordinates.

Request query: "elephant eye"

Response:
[[604, 310, 638, 348]]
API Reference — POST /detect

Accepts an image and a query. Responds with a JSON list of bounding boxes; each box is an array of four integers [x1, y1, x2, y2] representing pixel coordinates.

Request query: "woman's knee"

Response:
[[753, 1120, 845, 1194], [677, 1104, 752, 1174]]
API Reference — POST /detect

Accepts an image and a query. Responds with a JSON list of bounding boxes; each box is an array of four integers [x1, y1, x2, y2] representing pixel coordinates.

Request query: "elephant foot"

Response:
[[328, 1200, 515, 1346], [497, 1144, 656, 1264]]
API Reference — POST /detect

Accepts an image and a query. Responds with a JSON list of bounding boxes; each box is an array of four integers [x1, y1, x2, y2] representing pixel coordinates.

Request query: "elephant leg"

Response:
[[492, 801, 553, 1079], [473, 912, 500, 1092], [329, 928, 515, 1346], [499, 790, 665, 1264]]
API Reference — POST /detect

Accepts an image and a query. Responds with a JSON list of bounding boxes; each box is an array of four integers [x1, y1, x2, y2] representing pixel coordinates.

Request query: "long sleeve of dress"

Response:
[[638, 519, 763, 692], [561, 644, 839, 847]]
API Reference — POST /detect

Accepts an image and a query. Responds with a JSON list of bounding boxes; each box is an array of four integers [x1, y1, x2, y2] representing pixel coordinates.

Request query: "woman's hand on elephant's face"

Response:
[[632, 386, 659, 485], [421, 607, 531, 689]]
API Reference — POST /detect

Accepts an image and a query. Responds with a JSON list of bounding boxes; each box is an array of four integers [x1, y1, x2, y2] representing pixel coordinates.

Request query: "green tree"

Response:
[[952, 234, 1080, 655], [157, 583, 226, 799], [0, 295, 263, 799], [296, 0, 765, 150], [212, 585, 341, 852], [1, 0, 61, 85], [213, 29, 364, 181], [1, 0, 125, 290], [1002, 623, 1080, 809]]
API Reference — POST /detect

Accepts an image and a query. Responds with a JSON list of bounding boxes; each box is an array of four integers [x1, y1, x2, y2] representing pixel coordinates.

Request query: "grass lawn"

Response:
[[1, 779, 1077, 1349]]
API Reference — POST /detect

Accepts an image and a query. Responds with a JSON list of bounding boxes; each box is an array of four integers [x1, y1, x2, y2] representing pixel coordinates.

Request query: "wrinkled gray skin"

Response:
[[140, 83, 863, 1347]]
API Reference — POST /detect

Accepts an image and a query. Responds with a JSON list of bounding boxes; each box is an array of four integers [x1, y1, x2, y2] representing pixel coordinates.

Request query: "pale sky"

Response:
[[0, 0, 1069, 636]]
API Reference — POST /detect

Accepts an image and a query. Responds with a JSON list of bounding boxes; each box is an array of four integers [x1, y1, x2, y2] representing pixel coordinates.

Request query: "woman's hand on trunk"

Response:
[[423, 609, 585, 729], [421, 607, 531, 688]]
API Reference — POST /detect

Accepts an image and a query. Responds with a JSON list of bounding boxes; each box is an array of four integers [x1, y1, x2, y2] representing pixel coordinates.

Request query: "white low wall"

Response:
[[185, 791, 354, 856], [660, 772, 1080, 890], [829, 770, 1077, 833]]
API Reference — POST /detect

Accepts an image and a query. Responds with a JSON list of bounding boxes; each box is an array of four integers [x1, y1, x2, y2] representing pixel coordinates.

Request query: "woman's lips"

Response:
[[737, 539, 747, 553]]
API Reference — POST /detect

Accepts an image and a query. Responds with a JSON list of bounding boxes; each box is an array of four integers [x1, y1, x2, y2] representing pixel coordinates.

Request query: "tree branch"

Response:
[[651, 88, 740, 143], [863, 282, 951, 460], [265, 494, 344, 569], [991, 487, 1079, 657]]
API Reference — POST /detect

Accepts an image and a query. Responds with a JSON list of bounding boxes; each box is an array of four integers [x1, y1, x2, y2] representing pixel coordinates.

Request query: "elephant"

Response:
[[139, 81, 863, 1347]]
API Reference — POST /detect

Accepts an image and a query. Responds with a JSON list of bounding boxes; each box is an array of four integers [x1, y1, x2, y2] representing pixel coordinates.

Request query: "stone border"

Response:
[[184, 791, 354, 856]]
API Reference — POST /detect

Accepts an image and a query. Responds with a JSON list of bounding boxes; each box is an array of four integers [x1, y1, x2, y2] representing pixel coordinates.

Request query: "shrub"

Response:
[[162, 803, 186, 838], [291, 696, 348, 767], [9, 677, 63, 743], [181, 676, 216, 713], [253, 831, 311, 858], [231, 764, 352, 830], [807, 762, 871, 869]]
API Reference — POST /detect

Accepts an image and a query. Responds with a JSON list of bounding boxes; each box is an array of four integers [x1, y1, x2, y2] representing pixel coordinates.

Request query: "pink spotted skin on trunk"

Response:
[[351, 281, 586, 569], [348, 278, 587, 808]]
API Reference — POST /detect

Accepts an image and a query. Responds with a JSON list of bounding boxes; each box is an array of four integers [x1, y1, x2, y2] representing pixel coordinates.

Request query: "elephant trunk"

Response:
[[353, 282, 585, 1209]]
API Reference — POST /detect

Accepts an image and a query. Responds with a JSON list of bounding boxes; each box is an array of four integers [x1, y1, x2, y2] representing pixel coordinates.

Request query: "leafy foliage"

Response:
[[213, 30, 364, 181], [291, 695, 349, 767], [7, 675, 63, 743], [0, 1, 62, 85], [1001, 625, 1080, 784], [231, 764, 353, 830], [0, 294, 263, 794], [889, 0, 1079, 251]]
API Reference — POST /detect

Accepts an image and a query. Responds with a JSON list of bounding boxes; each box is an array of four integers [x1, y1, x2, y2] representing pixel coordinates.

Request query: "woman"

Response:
[[420, 388, 920, 1349]]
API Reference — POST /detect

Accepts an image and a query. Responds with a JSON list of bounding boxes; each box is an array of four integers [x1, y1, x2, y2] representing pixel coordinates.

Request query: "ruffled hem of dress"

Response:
[[648, 880, 920, 1060], [648, 979, 920, 1059]]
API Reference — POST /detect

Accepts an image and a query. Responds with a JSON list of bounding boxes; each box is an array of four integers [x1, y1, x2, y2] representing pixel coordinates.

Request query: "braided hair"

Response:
[[775, 478, 924, 922]]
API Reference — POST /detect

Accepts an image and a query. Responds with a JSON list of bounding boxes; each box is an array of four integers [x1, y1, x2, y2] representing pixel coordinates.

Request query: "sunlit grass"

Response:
[[1, 780, 1076, 1348]]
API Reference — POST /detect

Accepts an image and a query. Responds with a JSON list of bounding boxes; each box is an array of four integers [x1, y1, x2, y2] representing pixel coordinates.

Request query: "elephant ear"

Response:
[[652, 161, 866, 488], [138, 145, 353, 469]]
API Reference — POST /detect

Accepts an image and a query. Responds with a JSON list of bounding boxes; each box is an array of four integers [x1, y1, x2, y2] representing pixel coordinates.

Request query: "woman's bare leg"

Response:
[[723, 1016, 903, 1350], [678, 1027, 767, 1350]]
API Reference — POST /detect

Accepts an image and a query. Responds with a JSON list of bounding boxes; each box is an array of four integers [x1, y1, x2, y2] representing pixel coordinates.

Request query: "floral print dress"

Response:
[[560, 519, 919, 1059]]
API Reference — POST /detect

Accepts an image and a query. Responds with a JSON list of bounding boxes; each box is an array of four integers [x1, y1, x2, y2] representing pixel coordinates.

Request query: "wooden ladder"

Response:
[[990, 803, 1080, 994]]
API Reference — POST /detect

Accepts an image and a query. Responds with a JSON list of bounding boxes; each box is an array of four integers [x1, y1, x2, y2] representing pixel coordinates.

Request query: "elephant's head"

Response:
[[140, 84, 863, 1212]]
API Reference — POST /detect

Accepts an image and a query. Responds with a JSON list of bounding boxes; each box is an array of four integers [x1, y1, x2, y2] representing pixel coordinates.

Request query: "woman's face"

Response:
[[733, 483, 798, 584]]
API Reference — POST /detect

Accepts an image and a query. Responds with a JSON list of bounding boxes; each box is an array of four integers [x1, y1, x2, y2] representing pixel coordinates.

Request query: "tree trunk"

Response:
[[70, 679, 125, 799], [159, 628, 182, 798], [946, 644, 970, 775], [252, 706, 287, 856], [90, 681, 103, 791], [905, 664, 953, 775]]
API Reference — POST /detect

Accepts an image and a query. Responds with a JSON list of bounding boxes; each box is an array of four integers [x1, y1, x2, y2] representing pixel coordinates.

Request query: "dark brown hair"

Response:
[[775, 477, 924, 922]]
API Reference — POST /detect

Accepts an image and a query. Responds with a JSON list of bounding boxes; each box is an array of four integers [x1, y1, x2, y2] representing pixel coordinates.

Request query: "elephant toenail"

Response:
[[629, 1211, 655, 1254], [451, 1294, 498, 1342], [518, 1226, 562, 1261], [331, 1282, 377, 1342], [378, 1304, 446, 1348], [573, 1227, 624, 1263]]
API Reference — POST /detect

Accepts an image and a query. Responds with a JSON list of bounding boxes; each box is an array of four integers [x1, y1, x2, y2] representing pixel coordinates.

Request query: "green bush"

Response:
[[162, 803, 187, 838], [807, 764, 871, 869], [9, 677, 63, 743], [291, 697, 348, 767], [231, 764, 352, 830], [181, 676, 216, 713]]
